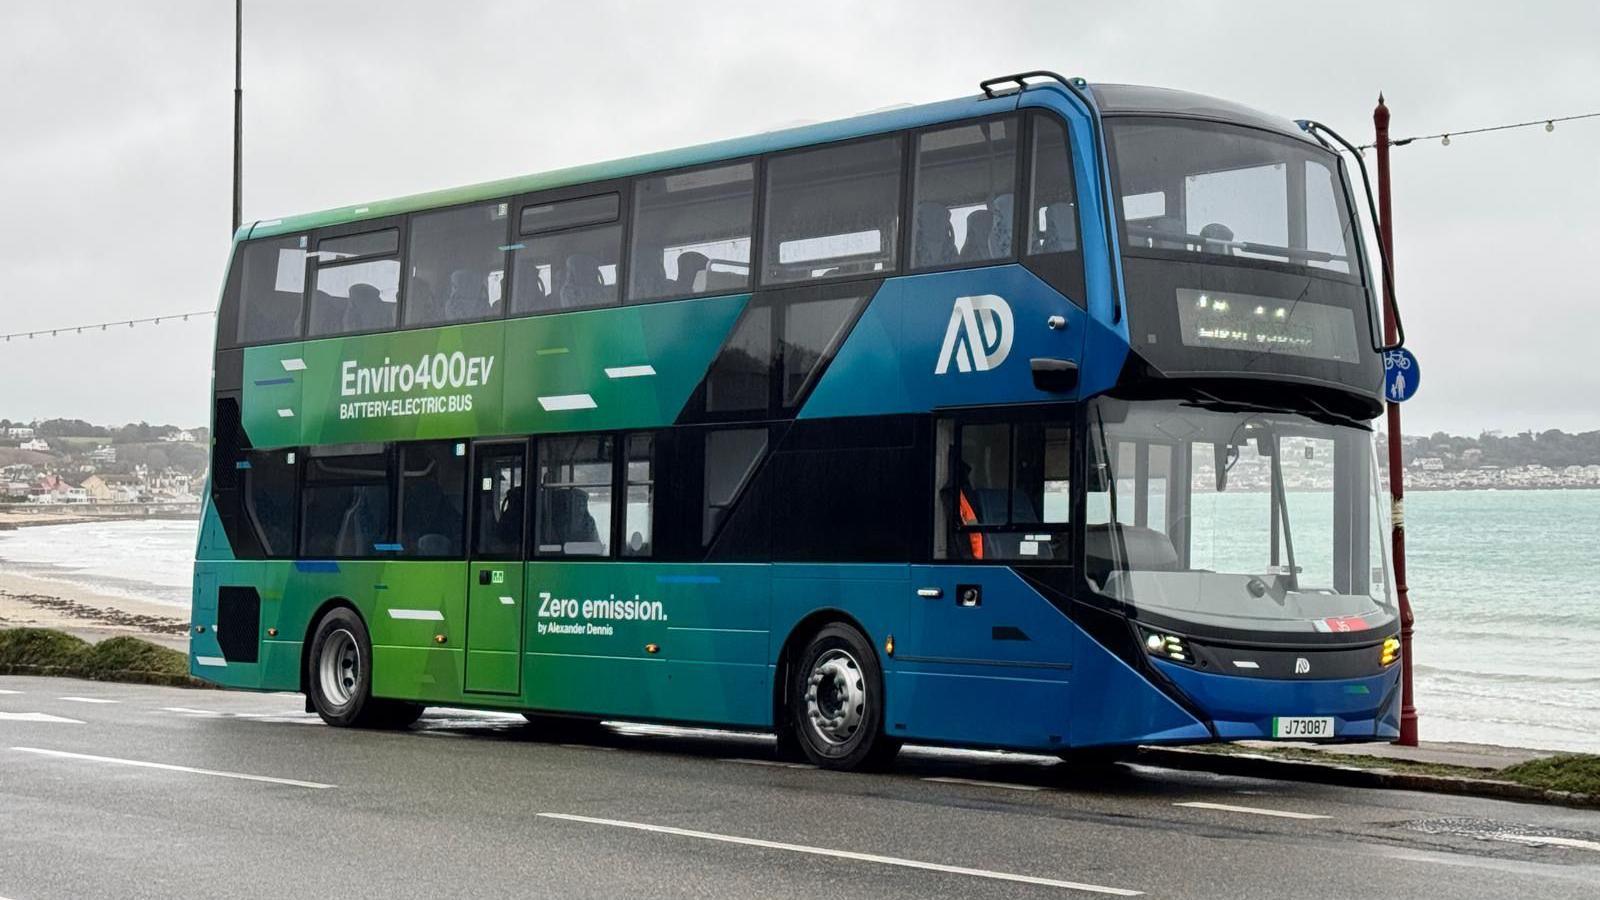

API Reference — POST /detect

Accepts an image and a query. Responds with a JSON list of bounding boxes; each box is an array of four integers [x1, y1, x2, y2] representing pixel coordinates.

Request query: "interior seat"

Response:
[[913, 201, 957, 267]]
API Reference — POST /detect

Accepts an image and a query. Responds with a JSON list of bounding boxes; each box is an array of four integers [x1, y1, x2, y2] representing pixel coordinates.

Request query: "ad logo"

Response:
[[935, 294, 1013, 375], [1294, 657, 1311, 675]]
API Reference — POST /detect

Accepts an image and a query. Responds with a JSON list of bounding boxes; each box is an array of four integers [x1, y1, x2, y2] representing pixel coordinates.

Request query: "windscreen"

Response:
[[1086, 396, 1395, 636], [1108, 118, 1357, 275]]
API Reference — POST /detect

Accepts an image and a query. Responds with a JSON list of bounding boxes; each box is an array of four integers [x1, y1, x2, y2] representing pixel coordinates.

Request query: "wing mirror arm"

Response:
[[1297, 119, 1405, 354]]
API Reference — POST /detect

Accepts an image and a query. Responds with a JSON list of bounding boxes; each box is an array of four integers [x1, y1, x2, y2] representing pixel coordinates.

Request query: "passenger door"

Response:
[[464, 441, 527, 695]]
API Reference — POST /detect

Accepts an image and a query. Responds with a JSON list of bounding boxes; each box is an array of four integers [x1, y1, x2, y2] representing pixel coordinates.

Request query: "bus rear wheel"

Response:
[[788, 623, 899, 771], [307, 607, 421, 729]]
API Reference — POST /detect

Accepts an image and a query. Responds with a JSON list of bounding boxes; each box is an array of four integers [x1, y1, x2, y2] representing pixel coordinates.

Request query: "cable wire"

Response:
[[1359, 110, 1600, 149], [1, 310, 214, 342]]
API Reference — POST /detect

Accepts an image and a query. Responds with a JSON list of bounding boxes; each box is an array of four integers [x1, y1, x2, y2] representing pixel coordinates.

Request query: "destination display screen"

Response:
[[1173, 288, 1361, 363]]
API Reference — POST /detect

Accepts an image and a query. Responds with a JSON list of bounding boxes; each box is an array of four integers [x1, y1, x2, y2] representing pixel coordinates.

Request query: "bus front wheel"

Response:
[[788, 623, 899, 771], [306, 607, 421, 729]]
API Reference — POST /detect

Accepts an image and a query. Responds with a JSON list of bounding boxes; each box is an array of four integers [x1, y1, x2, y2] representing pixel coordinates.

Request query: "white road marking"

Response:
[[1493, 833, 1600, 853], [387, 608, 445, 621], [538, 813, 1141, 895], [0, 712, 83, 724], [537, 393, 598, 411], [58, 697, 118, 704], [11, 747, 334, 789], [604, 365, 657, 379], [724, 757, 813, 769], [923, 776, 1043, 792], [1174, 801, 1329, 820], [162, 707, 227, 717], [0, 689, 22, 694]]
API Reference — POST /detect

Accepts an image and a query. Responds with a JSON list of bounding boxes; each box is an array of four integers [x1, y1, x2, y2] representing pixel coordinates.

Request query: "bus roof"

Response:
[[243, 80, 1311, 242]]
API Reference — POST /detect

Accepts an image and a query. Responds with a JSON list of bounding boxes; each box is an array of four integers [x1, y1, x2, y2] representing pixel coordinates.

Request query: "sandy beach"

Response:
[[0, 570, 190, 649], [0, 513, 193, 651]]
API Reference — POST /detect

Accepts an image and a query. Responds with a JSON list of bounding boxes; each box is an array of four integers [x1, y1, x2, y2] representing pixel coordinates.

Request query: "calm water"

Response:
[[0, 493, 1595, 753]]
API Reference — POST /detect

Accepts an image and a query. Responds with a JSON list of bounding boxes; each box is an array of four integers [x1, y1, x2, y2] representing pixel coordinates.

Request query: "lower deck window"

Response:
[[536, 435, 613, 557], [936, 419, 1071, 561], [300, 444, 392, 558]]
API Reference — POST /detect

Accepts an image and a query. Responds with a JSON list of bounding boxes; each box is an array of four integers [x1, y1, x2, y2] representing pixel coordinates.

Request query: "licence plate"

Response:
[[1272, 716, 1334, 739]]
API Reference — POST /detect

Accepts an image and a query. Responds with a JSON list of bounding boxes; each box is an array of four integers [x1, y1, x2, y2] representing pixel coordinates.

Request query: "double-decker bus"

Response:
[[194, 72, 1401, 770]]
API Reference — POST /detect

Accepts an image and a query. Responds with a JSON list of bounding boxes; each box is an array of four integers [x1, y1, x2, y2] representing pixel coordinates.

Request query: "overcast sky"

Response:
[[1, 1, 1595, 434]]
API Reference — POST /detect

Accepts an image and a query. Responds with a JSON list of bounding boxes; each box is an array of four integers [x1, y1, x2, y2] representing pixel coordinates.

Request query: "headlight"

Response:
[[1380, 636, 1401, 667], [1142, 629, 1191, 665]]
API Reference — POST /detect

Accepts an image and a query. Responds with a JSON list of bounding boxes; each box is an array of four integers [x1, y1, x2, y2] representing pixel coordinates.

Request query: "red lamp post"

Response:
[[1374, 94, 1418, 746]]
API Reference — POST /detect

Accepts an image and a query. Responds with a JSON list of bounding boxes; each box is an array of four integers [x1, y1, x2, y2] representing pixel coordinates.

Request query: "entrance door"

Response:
[[465, 441, 527, 695]]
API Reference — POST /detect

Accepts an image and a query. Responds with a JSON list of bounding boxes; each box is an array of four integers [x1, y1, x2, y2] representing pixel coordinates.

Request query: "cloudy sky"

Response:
[[1, 1, 1595, 434]]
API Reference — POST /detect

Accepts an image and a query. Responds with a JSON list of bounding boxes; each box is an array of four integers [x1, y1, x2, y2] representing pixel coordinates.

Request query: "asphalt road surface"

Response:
[[2, 676, 1598, 899]]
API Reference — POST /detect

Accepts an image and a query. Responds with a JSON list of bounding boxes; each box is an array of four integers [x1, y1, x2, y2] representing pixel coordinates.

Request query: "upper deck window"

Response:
[[910, 118, 1018, 269], [762, 137, 902, 284], [628, 163, 754, 302], [235, 235, 307, 345], [405, 203, 508, 327], [308, 228, 400, 337], [514, 193, 623, 314], [1107, 118, 1355, 276]]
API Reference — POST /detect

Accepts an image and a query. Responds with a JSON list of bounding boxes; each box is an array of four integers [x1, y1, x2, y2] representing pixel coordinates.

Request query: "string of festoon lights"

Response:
[[1359, 109, 1600, 150], [1, 310, 214, 343]]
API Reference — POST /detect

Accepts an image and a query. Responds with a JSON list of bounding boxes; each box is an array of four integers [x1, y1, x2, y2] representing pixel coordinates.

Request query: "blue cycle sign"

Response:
[[1383, 348, 1419, 402]]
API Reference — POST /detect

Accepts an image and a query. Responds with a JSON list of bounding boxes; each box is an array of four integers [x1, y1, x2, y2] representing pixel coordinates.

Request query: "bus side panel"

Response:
[[798, 266, 1089, 420], [769, 563, 909, 723], [353, 561, 470, 702], [522, 562, 770, 726], [888, 566, 1075, 751], [240, 341, 307, 449], [499, 294, 748, 436], [189, 559, 296, 691]]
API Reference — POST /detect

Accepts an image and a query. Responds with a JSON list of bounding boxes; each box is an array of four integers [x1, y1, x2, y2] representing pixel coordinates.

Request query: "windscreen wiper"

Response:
[[1177, 386, 1366, 431], [1296, 119, 1405, 353]]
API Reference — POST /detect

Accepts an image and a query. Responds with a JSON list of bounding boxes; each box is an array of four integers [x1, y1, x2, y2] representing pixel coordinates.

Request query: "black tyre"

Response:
[[306, 607, 411, 728], [1055, 746, 1133, 770], [788, 623, 899, 771]]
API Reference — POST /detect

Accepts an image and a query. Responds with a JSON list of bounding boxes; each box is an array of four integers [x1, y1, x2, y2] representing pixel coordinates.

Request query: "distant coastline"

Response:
[[0, 504, 199, 531]]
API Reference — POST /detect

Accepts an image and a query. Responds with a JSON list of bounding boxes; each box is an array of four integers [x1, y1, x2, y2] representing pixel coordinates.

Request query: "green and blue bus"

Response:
[[194, 72, 1401, 769]]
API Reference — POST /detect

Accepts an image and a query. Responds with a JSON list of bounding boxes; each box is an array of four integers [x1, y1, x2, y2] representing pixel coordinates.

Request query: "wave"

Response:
[[1412, 664, 1600, 687]]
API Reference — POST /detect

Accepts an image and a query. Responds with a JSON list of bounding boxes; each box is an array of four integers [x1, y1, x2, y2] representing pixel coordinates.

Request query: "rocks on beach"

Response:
[[0, 589, 188, 635]]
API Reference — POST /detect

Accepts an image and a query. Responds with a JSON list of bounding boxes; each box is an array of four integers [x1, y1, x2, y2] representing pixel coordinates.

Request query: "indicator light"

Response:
[[1381, 636, 1401, 666], [434, 634, 447, 644]]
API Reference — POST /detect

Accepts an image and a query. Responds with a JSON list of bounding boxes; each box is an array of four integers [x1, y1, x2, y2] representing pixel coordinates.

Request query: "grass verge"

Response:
[[0, 627, 203, 687], [1168, 742, 1600, 806], [1499, 755, 1600, 796]]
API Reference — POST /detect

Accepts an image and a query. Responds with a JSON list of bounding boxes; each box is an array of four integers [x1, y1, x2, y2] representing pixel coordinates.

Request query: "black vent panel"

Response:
[[216, 586, 261, 663]]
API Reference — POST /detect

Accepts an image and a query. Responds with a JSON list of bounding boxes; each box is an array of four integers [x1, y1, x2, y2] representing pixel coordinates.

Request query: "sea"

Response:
[[1, 490, 1596, 754]]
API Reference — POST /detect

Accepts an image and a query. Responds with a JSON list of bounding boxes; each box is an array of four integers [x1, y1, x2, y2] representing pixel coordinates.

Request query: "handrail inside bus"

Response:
[[978, 71, 1125, 325], [1297, 119, 1407, 354]]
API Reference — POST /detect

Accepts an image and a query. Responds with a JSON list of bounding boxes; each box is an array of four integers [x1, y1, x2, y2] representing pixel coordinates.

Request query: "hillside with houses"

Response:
[[0, 418, 206, 512]]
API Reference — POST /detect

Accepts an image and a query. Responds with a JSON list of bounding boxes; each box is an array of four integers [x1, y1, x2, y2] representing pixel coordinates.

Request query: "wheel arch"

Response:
[[771, 608, 879, 731], [299, 596, 362, 696]]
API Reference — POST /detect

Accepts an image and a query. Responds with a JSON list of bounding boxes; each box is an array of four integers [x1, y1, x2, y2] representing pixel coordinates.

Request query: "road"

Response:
[[2, 676, 1598, 899]]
